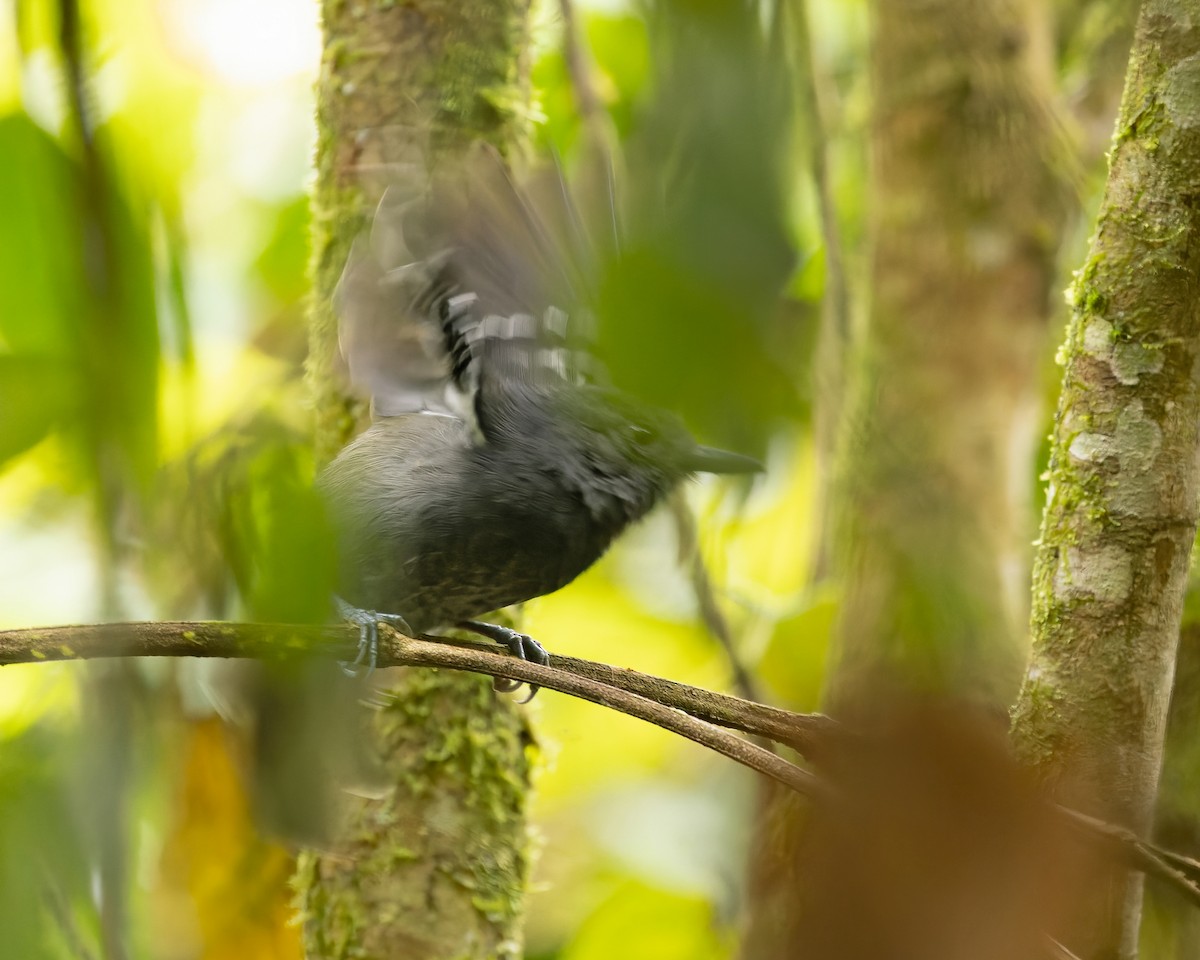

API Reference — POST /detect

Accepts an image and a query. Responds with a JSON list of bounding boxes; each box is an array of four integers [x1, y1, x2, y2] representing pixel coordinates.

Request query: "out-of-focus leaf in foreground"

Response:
[[0, 107, 165, 516], [152, 717, 302, 960], [0, 113, 81, 471], [0, 113, 80, 356], [599, 0, 800, 454], [561, 880, 731, 960], [148, 416, 357, 846], [148, 415, 335, 623], [0, 355, 73, 466], [0, 724, 96, 959]]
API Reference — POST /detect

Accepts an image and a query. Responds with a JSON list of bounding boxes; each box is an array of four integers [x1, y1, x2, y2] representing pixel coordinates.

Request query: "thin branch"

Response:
[[6, 620, 1200, 910], [544, 643, 843, 759], [669, 492, 764, 704], [782, 0, 850, 584], [0, 621, 838, 756], [0, 621, 825, 800], [1057, 806, 1200, 909], [1042, 934, 1082, 960], [43, 876, 100, 960], [557, 0, 622, 254], [1155, 846, 1200, 886], [57, 6, 136, 959], [783, 0, 849, 357], [387, 629, 827, 800], [559, 0, 600, 129]]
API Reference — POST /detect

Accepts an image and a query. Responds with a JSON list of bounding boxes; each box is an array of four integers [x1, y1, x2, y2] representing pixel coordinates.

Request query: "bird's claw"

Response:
[[458, 621, 549, 702], [335, 597, 412, 678]]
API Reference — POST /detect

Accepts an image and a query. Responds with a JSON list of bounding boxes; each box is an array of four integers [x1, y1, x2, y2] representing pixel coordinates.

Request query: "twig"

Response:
[[1042, 933, 1082, 960], [0, 621, 838, 756], [57, 5, 136, 959], [388, 629, 826, 800], [669, 492, 764, 704], [1056, 806, 1200, 909], [0, 621, 824, 800], [6, 620, 1200, 911], [557, 0, 622, 252], [783, 0, 848, 357], [1155, 846, 1200, 885], [559, 0, 600, 128], [43, 875, 100, 960], [538, 643, 841, 758], [782, 0, 850, 584]]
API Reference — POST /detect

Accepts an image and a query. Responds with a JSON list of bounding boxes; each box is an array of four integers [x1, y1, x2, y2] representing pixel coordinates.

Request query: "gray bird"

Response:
[[319, 149, 760, 686]]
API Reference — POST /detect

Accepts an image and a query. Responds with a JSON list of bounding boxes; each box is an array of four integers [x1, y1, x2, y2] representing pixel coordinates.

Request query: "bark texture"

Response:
[[301, 1, 536, 957], [307, 0, 533, 465], [297, 672, 535, 960], [1011, 4, 1200, 956], [741, 1, 1071, 957], [831, 0, 1071, 708]]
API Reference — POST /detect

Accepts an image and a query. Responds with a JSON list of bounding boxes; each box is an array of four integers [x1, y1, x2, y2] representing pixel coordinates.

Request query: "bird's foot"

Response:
[[457, 620, 550, 702], [335, 597, 413, 678]]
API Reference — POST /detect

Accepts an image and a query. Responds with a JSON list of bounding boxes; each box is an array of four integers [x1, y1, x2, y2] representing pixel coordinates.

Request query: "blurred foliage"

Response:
[[0, 0, 1161, 956], [0, 110, 162, 506], [600, 1, 799, 452], [2, 0, 329, 954], [0, 723, 97, 958], [5, 0, 845, 952], [558, 880, 732, 960], [147, 415, 334, 623], [152, 718, 302, 960]]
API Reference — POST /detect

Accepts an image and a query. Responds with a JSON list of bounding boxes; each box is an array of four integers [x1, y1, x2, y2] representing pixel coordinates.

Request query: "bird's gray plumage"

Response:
[[319, 391, 694, 633], [320, 147, 758, 639]]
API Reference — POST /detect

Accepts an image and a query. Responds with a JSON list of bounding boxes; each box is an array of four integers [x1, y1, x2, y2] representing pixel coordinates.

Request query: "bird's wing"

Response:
[[335, 146, 615, 433]]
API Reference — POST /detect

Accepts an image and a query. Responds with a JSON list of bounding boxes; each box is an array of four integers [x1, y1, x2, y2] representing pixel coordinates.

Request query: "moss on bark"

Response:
[[297, 671, 536, 960], [307, 0, 533, 464], [301, 1, 536, 956], [1011, 3, 1200, 956]]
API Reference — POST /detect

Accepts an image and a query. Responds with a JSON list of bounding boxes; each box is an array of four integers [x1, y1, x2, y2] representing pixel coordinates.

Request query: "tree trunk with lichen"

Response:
[[299, 2, 536, 958], [740, 0, 1070, 956], [1010, 3, 1200, 956]]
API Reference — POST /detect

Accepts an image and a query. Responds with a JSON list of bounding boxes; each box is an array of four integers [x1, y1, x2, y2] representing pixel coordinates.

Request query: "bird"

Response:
[[319, 146, 761, 691]]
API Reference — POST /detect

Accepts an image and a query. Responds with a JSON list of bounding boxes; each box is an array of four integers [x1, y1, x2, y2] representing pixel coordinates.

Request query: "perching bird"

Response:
[[319, 147, 760, 686]]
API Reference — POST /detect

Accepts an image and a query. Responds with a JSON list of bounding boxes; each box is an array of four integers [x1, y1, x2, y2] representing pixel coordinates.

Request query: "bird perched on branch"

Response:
[[320, 147, 760, 689]]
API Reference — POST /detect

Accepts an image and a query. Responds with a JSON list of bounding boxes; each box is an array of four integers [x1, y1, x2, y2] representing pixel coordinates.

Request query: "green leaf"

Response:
[[0, 724, 97, 960], [0, 113, 83, 357], [757, 587, 838, 709], [253, 195, 312, 306], [0, 355, 73, 468], [152, 420, 335, 623], [585, 13, 650, 136], [600, 0, 800, 451], [562, 880, 731, 960]]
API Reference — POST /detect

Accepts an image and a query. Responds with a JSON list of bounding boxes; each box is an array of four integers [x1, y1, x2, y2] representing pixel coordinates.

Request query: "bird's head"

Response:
[[513, 384, 761, 527]]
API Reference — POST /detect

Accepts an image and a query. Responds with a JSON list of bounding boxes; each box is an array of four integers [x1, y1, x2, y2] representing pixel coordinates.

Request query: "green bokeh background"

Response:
[[0, 0, 853, 955]]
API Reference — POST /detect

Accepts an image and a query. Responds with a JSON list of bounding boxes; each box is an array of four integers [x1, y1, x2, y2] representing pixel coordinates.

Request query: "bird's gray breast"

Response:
[[318, 413, 598, 632]]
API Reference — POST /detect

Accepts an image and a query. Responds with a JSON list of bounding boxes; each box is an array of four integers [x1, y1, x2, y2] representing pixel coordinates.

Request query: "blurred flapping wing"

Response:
[[335, 147, 611, 434]]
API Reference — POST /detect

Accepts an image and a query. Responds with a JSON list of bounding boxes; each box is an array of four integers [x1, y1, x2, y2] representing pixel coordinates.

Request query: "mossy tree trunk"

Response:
[[300, 2, 536, 958], [831, 0, 1070, 710], [740, 0, 1070, 956], [1010, 3, 1200, 956]]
